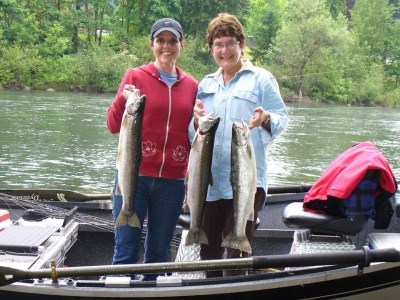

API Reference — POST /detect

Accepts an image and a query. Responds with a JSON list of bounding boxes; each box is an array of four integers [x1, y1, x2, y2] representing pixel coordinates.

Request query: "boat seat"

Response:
[[282, 202, 369, 236]]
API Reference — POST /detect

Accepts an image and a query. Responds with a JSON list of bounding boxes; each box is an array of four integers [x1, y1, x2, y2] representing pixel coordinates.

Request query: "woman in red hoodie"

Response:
[[106, 18, 198, 281]]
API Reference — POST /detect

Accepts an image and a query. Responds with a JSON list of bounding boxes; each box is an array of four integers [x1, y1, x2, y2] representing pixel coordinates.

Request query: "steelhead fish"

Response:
[[115, 91, 146, 229], [221, 121, 257, 254], [185, 113, 220, 246]]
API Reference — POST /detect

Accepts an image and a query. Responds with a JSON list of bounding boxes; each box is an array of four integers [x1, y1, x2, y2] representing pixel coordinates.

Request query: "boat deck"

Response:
[[1, 191, 399, 268]]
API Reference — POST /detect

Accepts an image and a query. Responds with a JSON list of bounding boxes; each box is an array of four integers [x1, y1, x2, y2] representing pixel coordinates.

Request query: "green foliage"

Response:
[[325, 0, 351, 20], [0, 0, 399, 106], [180, 0, 251, 39], [60, 46, 139, 92], [177, 37, 215, 81], [351, 64, 386, 105], [37, 22, 73, 57], [351, 0, 394, 61], [0, 45, 44, 88], [385, 18, 400, 89], [125, 35, 154, 65], [269, 0, 346, 98], [303, 49, 349, 102], [139, 0, 182, 35], [246, 0, 284, 64], [378, 88, 400, 107]]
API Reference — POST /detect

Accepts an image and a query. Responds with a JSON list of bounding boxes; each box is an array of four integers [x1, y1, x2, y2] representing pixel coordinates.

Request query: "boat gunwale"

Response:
[[1, 261, 400, 298]]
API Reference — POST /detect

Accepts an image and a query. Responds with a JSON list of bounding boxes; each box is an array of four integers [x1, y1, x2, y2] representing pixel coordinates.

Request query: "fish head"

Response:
[[126, 90, 140, 106], [198, 113, 220, 135], [126, 95, 146, 115], [232, 121, 250, 146]]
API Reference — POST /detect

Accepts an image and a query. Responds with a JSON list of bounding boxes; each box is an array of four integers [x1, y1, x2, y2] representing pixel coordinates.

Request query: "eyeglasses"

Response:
[[211, 40, 240, 50]]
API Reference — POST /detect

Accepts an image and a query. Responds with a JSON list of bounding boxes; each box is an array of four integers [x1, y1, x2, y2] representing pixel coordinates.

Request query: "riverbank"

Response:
[[2, 86, 398, 108]]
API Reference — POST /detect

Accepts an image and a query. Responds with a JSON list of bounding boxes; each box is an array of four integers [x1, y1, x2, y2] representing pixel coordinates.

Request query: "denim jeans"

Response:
[[112, 172, 185, 280]]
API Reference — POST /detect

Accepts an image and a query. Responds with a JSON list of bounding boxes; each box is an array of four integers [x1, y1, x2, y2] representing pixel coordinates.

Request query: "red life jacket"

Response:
[[303, 141, 397, 215]]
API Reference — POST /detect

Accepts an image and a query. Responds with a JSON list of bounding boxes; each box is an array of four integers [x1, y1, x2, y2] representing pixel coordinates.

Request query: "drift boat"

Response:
[[0, 184, 399, 300]]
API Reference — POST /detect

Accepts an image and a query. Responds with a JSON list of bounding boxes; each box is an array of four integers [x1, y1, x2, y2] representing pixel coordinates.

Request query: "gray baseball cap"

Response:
[[151, 18, 183, 39]]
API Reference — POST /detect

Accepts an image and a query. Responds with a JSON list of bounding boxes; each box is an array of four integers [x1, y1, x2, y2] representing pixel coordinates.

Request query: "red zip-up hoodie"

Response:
[[107, 62, 198, 179]]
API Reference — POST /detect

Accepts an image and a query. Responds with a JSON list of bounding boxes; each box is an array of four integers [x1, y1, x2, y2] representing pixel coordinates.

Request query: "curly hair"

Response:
[[206, 13, 246, 49]]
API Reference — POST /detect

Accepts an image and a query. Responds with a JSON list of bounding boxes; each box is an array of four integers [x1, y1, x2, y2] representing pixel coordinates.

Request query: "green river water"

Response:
[[0, 90, 399, 194]]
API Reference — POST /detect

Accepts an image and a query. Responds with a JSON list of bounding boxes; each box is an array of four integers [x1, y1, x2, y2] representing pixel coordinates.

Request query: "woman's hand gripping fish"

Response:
[[185, 113, 220, 245], [115, 90, 146, 228], [221, 121, 257, 254]]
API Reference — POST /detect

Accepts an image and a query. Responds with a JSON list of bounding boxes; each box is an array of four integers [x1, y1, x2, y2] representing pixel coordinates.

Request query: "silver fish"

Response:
[[185, 113, 220, 246], [115, 91, 146, 228], [221, 121, 257, 254]]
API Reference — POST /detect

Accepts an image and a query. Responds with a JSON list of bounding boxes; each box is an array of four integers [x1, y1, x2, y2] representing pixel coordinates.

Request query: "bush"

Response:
[[378, 88, 400, 108], [39, 46, 139, 92], [0, 46, 44, 88]]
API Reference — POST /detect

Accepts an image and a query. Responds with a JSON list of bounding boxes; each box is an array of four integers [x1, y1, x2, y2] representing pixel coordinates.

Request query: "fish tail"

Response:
[[221, 233, 252, 254], [185, 229, 209, 246], [115, 211, 127, 228], [128, 211, 140, 228], [115, 210, 140, 229]]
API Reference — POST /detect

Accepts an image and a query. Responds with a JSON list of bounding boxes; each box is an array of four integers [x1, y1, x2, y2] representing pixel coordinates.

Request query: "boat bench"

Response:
[[282, 202, 369, 236]]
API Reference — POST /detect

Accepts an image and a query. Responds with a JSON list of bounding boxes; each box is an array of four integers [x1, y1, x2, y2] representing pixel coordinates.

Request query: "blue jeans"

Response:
[[112, 173, 184, 280]]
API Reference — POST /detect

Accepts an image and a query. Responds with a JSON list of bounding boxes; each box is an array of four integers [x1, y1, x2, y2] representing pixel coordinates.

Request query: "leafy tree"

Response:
[[180, 0, 251, 39], [36, 22, 73, 57], [269, 0, 350, 99], [351, 0, 394, 62], [390, 0, 400, 19], [0, 0, 28, 45], [246, 0, 284, 65], [0, 0, 399, 103], [325, 0, 354, 21], [385, 16, 400, 88], [349, 0, 400, 102]]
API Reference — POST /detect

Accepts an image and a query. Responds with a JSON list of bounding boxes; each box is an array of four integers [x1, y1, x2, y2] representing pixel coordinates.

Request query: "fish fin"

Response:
[[185, 229, 208, 246], [221, 233, 252, 254], [182, 201, 190, 214], [128, 211, 140, 228], [140, 153, 144, 166], [121, 113, 128, 128], [115, 210, 140, 229], [115, 183, 122, 196], [115, 211, 128, 228], [182, 194, 190, 213], [248, 208, 255, 221], [184, 171, 189, 185]]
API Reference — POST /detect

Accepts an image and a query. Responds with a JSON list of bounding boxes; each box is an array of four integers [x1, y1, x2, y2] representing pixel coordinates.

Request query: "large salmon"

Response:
[[221, 121, 257, 254], [185, 113, 220, 246], [115, 91, 146, 229]]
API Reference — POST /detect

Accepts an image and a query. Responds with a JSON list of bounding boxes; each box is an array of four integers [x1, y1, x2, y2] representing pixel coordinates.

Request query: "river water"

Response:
[[0, 90, 399, 194]]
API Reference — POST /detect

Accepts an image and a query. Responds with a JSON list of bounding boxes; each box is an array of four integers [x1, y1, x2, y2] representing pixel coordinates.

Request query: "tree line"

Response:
[[0, 0, 399, 107]]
